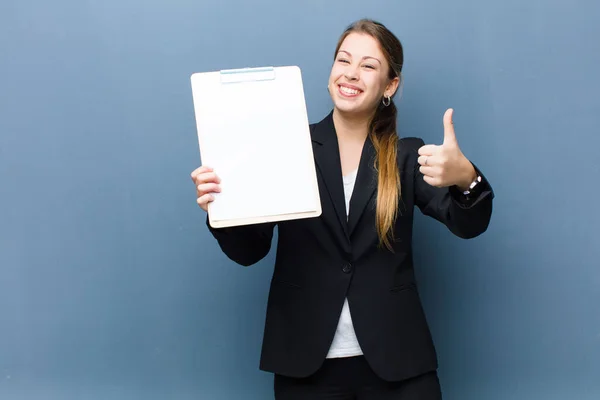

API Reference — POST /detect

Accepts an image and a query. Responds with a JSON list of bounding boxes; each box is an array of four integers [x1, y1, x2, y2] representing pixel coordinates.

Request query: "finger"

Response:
[[418, 154, 443, 166], [196, 182, 221, 196], [191, 165, 211, 179], [193, 171, 221, 186], [191, 166, 213, 181], [422, 174, 439, 187], [418, 144, 440, 156], [419, 166, 436, 176], [196, 193, 215, 211], [443, 108, 457, 146], [417, 155, 436, 166]]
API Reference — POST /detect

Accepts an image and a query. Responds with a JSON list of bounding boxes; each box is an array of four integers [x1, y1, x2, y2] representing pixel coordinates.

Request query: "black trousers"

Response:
[[274, 356, 442, 400]]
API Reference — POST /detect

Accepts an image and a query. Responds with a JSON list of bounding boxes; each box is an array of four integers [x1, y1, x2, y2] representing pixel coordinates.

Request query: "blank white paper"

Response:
[[191, 66, 320, 224]]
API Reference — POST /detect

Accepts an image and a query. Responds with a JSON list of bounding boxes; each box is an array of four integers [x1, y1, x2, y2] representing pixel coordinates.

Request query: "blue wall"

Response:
[[1, 0, 599, 399]]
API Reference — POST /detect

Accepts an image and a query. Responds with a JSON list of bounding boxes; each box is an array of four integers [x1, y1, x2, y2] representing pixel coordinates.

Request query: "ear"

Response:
[[384, 76, 400, 98]]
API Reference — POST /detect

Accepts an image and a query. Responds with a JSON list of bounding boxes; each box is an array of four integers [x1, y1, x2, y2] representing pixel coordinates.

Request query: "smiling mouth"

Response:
[[338, 85, 362, 97]]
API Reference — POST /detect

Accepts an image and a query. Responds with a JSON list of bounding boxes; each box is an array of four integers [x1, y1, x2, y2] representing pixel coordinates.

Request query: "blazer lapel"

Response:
[[312, 112, 350, 240], [347, 136, 377, 236]]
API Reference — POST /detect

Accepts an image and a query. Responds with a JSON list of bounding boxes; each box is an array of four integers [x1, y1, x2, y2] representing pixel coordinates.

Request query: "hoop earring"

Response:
[[382, 95, 391, 107]]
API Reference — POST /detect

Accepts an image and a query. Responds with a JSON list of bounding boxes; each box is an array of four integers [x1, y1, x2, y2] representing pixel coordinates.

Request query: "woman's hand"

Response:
[[190, 166, 221, 212], [417, 108, 477, 191]]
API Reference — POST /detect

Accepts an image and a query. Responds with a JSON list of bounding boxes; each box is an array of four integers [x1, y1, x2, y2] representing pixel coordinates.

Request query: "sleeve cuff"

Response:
[[449, 164, 493, 208]]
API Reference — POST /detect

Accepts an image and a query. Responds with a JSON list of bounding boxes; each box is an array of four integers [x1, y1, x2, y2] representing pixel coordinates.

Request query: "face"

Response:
[[328, 32, 399, 118]]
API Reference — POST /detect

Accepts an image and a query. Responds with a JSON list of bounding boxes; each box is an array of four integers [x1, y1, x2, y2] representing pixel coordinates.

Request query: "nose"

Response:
[[344, 64, 359, 81]]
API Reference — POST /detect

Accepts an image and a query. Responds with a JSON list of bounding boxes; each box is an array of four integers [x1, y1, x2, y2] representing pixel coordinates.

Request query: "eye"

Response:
[[363, 64, 375, 70], [337, 58, 350, 64]]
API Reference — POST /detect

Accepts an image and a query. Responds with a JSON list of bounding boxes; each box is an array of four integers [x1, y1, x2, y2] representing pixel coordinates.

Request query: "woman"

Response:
[[191, 19, 493, 400]]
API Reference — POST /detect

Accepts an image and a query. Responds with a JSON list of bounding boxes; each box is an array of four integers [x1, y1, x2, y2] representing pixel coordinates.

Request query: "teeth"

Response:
[[340, 86, 360, 95]]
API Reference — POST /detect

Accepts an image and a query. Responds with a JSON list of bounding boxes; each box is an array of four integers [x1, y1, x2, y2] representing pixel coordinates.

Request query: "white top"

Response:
[[326, 168, 364, 359]]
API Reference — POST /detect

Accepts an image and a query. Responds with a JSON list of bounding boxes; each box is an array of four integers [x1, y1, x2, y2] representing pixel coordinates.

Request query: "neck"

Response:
[[332, 108, 372, 143]]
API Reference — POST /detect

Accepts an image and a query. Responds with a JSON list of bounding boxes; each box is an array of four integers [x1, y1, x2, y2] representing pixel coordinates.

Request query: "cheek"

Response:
[[327, 72, 335, 86], [328, 66, 343, 84], [363, 75, 384, 95]]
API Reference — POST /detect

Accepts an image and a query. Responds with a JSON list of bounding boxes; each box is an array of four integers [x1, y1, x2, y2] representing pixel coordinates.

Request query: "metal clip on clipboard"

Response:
[[219, 66, 276, 84]]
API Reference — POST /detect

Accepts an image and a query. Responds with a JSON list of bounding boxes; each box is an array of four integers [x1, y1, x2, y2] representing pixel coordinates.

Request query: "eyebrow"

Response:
[[338, 50, 382, 65]]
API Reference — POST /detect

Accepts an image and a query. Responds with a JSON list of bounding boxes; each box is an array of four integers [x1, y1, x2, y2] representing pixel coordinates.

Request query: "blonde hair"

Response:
[[334, 19, 404, 250]]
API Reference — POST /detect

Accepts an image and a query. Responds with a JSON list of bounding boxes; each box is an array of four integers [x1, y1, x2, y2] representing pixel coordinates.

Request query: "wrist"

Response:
[[456, 161, 477, 191]]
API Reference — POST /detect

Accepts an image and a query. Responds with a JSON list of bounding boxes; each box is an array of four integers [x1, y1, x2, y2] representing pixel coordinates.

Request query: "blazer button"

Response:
[[342, 263, 353, 274]]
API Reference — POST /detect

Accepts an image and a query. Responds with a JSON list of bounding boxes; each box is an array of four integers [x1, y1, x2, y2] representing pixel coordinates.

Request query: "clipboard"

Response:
[[190, 66, 322, 228]]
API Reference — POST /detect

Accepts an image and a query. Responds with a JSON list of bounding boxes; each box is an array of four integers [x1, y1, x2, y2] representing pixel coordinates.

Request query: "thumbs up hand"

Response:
[[417, 109, 477, 191]]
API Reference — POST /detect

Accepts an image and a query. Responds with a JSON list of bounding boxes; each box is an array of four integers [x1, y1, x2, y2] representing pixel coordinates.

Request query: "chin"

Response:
[[332, 98, 371, 117]]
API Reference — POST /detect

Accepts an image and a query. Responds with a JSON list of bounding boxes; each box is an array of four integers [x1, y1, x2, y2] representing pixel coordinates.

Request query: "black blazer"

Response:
[[207, 111, 494, 382]]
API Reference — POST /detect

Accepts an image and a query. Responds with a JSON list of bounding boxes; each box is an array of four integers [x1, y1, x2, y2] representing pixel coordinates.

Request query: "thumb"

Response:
[[443, 108, 457, 146]]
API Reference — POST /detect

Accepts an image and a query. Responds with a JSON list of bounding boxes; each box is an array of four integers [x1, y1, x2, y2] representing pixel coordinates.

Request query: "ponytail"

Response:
[[370, 100, 400, 251]]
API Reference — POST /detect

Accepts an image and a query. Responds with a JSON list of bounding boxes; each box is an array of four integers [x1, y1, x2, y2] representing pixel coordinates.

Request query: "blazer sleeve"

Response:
[[206, 217, 276, 266], [410, 138, 495, 239]]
